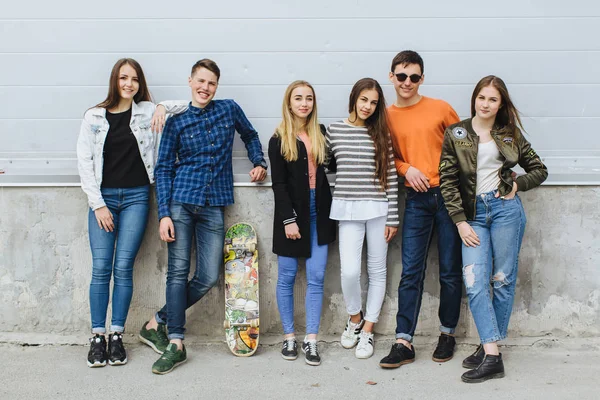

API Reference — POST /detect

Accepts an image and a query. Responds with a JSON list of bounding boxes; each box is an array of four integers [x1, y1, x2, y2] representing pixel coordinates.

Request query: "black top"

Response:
[[101, 108, 149, 188]]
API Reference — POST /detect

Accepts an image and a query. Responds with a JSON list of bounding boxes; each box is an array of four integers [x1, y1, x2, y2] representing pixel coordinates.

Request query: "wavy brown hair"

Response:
[[95, 58, 152, 110], [348, 78, 390, 190], [471, 75, 523, 139]]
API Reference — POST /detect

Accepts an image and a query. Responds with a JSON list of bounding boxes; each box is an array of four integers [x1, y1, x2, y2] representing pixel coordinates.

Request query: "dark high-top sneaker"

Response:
[[108, 332, 128, 365], [461, 353, 505, 383], [87, 334, 108, 368], [462, 344, 485, 369], [379, 343, 415, 369], [432, 334, 455, 362]]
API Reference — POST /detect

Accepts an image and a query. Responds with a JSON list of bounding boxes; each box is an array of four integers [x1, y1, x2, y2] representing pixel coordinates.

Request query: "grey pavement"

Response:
[[1, 336, 599, 400]]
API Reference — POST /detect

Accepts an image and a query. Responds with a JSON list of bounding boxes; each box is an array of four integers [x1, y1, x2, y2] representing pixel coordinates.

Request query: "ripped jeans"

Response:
[[462, 190, 526, 344]]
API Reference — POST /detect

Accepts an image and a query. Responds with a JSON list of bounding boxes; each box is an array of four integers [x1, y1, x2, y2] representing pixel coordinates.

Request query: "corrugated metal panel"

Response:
[[1, 2, 599, 185], [4, 0, 600, 19]]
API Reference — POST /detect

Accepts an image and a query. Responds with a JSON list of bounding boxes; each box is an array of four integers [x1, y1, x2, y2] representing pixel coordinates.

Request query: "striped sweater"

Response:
[[326, 121, 399, 226]]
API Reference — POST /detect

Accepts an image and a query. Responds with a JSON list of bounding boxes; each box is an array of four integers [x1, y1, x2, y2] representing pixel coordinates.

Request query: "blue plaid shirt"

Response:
[[155, 99, 265, 219]]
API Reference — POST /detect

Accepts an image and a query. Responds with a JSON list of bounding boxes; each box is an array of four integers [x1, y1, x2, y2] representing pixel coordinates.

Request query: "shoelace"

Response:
[[283, 339, 296, 352], [342, 320, 361, 339], [156, 326, 168, 343], [160, 348, 180, 362], [356, 332, 372, 351], [305, 341, 318, 356], [438, 335, 452, 349]]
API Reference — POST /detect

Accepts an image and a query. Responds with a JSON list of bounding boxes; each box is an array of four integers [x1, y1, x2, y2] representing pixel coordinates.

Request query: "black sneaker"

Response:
[[461, 353, 505, 383], [108, 332, 128, 365], [432, 334, 456, 362], [87, 334, 108, 368], [379, 342, 415, 369], [281, 338, 298, 360], [301, 338, 321, 366], [462, 344, 485, 369]]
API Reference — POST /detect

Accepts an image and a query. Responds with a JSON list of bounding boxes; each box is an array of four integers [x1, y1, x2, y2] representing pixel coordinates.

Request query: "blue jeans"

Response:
[[395, 187, 463, 342], [462, 191, 526, 344], [155, 201, 225, 340], [277, 189, 328, 335], [88, 185, 150, 334]]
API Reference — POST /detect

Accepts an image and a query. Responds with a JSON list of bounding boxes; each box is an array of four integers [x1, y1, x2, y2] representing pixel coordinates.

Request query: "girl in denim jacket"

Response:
[[77, 58, 185, 368]]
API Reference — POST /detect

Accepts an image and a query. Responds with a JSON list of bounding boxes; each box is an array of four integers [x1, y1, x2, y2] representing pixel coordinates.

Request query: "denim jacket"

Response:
[[77, 100, 187, 210]]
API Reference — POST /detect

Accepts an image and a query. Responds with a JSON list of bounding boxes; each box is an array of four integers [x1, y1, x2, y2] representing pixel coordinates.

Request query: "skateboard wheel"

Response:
[[250, 319, 259, 328], [224, 320, 231, 329], [248, 243, 256, 253], [223, 244, 231, 255]]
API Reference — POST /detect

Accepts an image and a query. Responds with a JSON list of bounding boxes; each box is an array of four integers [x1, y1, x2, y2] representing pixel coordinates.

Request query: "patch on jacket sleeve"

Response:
[[527, 149, 538, 158], [452, 127, 467, 139]]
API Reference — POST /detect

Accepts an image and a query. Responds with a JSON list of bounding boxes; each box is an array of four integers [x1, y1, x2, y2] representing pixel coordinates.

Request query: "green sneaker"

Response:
[[139, 321, 169, 354], [152, 343, 187, 375]]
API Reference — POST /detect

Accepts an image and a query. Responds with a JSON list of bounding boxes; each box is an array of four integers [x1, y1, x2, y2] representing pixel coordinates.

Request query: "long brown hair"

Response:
[[471, 75, 523, 138], [348, 78, 390, 190], [274, 80, 326, 164], [95, 58, 152, 109]]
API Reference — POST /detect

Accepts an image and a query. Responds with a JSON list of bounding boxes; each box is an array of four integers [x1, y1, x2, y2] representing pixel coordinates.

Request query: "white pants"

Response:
[[338, 215, 388, 323]]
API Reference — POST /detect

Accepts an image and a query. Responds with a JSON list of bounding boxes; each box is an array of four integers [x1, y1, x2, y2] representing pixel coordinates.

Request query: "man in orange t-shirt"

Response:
[[379, 51, 462, 369]]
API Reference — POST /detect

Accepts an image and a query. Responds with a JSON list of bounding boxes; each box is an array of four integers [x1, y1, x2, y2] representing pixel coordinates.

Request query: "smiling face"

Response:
[[389, 62, 423, 102], [352, 88, 379, 123], [117, 63, 140, 101], [289, 85, 314, 123], [474, 85, 502, 121], [188, 67, 218, 108]]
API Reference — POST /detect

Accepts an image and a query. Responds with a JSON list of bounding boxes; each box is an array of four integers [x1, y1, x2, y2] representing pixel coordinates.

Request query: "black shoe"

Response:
[[301, 338, 321, 366], [87, 334, 108, 368], [108, 332, 128, 365], [432, 334, 456, 362], [281, 338, 298, 360], [462, 344, 485, 369], [461, 353, 505, 383], [379, 343, 415, 369]]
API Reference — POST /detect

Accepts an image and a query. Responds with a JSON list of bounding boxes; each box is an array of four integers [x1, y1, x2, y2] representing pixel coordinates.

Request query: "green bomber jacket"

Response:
[[439, 118, 548, 224]]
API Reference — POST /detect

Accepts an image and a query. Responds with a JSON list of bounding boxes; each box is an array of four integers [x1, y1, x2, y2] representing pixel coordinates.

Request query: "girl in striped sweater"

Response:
[[327, 78, 399, 359]]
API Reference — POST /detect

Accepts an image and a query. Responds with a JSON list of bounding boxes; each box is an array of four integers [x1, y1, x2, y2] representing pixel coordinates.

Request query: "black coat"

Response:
[[268, 128, 337, 258]]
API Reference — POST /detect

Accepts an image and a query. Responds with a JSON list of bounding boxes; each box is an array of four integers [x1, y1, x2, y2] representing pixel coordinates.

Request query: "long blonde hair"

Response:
[[274, 80, 326, 164]]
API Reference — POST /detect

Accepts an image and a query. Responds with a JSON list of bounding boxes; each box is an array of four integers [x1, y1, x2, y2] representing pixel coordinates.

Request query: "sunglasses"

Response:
[[395, 73, 422, 83]]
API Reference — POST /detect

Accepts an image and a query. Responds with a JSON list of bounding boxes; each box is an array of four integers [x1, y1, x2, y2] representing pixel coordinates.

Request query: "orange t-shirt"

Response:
[[298, 132, 317, 189], [387, 96, 459, 188]]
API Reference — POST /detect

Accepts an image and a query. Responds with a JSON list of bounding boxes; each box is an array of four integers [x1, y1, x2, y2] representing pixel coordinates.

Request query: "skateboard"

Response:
[[223, 222, 259, 356]]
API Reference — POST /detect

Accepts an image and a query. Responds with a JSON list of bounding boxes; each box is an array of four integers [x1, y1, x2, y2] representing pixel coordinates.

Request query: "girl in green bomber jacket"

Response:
[[439, 75, 548, 384]]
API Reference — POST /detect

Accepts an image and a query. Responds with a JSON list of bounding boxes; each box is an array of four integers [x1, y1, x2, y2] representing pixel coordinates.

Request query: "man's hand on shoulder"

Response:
[[249, 166, 267, 182]]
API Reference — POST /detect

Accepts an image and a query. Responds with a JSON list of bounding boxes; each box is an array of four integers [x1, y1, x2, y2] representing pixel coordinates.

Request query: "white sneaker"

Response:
[[340, 315, 365, 349], [355, 330, 374, 359]]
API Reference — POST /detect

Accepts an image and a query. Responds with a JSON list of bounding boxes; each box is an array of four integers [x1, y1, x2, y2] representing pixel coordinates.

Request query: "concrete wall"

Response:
[[1, 186, 599, 338]]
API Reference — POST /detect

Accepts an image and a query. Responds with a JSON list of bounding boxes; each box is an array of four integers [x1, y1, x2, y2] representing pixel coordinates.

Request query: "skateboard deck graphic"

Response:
[[223, 222, 259, 356]]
